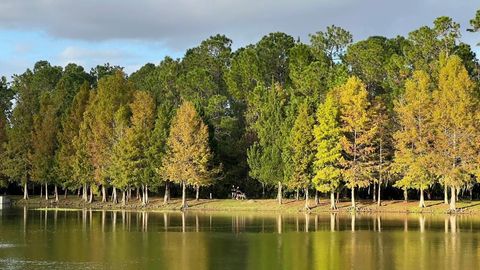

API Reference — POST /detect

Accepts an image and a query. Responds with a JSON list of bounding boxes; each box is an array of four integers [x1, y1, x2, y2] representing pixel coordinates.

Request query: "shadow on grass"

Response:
[[308, 202, 331, 210], [425, 202, 443, 208], [459, 201, 480, 210], [187, 199, 219, 207]]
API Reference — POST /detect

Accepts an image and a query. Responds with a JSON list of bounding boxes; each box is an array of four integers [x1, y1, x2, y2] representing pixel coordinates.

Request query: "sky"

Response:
[[0, 0, 478, 79]]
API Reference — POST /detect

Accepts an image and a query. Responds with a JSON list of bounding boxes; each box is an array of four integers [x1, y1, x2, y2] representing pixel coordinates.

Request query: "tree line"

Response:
[[0, 12, 479, 210]]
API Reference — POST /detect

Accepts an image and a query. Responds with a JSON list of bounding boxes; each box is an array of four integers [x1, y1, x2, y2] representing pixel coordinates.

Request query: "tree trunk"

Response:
[[277, 182, 282, 205], [164, 181, 170, 204], [122, 190, 126, 206], [112, 187, 117, 204], [404, 189, 408, 202], [419, 188, 425, 208], [351, 187, 356, 208], [377, 179, 382, 207], [181, 180, 188, 209], [295, 189, 299, 201], [64, 187, 68, 199], [195, 185, 200, 201], [470, 188, 473, 201], [23, 182, 28, 200], [141, 185, 146, 206], [449, 186, 456, 211], [40, 185, 43, 199], [136, 187, 140, 201], [82, 183, 88, 202], [145, 185, 149, 205], [304, 188, 309, 210], [101, 185, 106, 202], [373, 183, 376, 202], [54, 185, 58, 202], [88, 185, 93, 203], [45, 183, 48, 201], [330, 191, 336, 210], [262, 183, 265, 198], [444, 186, 448, 204], [315, 190, 319, 206]]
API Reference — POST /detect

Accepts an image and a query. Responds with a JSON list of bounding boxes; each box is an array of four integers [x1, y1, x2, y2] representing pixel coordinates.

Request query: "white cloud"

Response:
[[0, 0, 477, 50]]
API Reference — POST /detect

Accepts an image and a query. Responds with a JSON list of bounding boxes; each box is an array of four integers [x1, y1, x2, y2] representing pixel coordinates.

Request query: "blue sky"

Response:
[[0, 0, 478, 79]]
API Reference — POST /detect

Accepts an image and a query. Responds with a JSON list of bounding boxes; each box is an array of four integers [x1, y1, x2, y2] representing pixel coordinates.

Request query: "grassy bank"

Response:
[[8, 195, 480, 214]]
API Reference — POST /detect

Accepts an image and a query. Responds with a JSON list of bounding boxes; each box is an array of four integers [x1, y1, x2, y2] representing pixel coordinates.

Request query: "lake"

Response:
[[0, 207, 479, 269]]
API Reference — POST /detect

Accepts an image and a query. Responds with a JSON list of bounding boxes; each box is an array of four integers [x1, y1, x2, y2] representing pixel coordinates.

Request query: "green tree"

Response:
[[108, 105, 131, 205], [56, 83, 91, 194], [284, 102, 314, 209], [128, 91, 156, 205], [312, 93, 343, 209], [0, 77, 14, 187], [470, 10, 480, 32], [150, 101, 174, 203], [247, 83, 291, 204], [30, 93, 59, 201], [162, 101, 214, 209], [72, 101, 95, 202], [255, 32, 295, 87], [309, 25, 352, 65], [2, 61, 61, 200], [88, 71, 133, 202]]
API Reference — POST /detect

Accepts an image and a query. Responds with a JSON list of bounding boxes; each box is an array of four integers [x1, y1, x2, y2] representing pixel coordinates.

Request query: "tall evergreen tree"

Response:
[[284, 102, 315, 209], [88, 71, 133, 202], [247, 83, 291, 204], [150, 101, 174, 203]]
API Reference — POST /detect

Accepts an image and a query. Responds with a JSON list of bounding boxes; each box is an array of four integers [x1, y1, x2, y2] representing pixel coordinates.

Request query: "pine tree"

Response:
[[284, 102, 314, 209], [72, 94, 95, 202], [432, 56, 478, 211], [312, 93, 343, 209], [162, 101, 214, 209], [337, 76, 376, 209], [247, 83, 291, 204], [393, 71, 434, 208], [149, 101, 174, 204]]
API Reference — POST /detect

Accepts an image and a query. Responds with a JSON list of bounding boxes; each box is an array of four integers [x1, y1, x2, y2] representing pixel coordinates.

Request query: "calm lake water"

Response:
[[0, 207, 479, 270]]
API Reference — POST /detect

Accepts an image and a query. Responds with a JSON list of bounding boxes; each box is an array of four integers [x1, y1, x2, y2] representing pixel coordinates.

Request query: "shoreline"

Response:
[[7, 196, 480, 215]]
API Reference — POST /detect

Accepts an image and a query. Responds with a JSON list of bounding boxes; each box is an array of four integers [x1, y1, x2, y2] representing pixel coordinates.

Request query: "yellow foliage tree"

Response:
[[337, 76, 376, 208], [393, 71, 434, 208], [162, 101, 214, 209], [432, 56, 478, 211]]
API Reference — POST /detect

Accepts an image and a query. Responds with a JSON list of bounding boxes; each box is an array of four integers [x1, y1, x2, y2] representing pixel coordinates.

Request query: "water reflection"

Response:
[[10, 207, 480, 235], [0, 207, 479, 269]]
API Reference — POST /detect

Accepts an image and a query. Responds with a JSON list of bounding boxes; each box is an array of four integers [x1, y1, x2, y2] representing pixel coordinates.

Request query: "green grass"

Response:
[[8, 195, 480, 214]]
